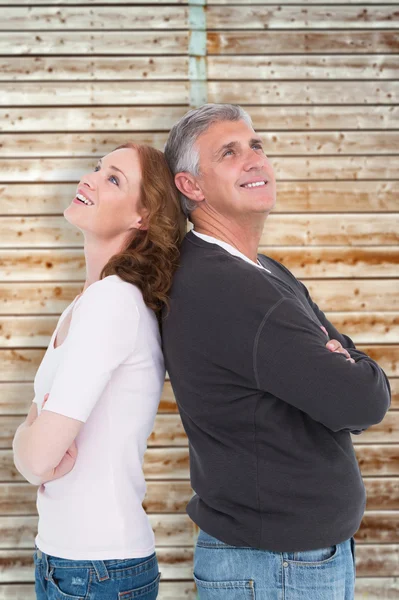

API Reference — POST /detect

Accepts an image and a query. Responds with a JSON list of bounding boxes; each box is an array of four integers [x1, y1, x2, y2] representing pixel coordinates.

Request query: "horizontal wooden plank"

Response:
[[1, 248, 398, 282], [0, 545, 398, 580], [209, 81, 399, 105], [208, 55, 399, 80], [355, 445, 399, 476], [0, 56, 188, 81], [2, 82, 398, 107], [0, 478, 397, 516], [207, 6, 399, 30], [0, 82, 189, 106], [1, 312, 398, 347], [3, 55, 398, 82], [2, 182, 398, 215], [2, 157, 398, 182], [208, 31, 399, 54], [2, 107, 398, 133], [1, 280, 397, 316], [3, 7, 187, 31], [0, 548, 193, 582], [3, 132, 399, 157], [0, 514, 194, 548], [0, 214, 397, 248], [0, 583, 197, 600], [358, 345, 398, 377], [0, 32, 188, 56]]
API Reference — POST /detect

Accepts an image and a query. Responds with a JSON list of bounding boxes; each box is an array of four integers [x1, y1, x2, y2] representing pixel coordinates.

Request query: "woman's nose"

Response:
[[79, 173, 96, 189]]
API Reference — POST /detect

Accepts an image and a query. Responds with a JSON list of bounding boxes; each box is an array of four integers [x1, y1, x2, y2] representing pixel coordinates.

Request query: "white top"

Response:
[[192, 230, 271, 273], [33, 275, 165, 560]]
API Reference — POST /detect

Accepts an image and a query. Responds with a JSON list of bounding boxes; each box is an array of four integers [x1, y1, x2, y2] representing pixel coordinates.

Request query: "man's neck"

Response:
[[192, 212, 266, 264]]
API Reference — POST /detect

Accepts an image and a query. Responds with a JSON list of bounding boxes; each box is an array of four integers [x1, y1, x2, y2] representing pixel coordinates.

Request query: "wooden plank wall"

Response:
[[0, 0, 398, 598]]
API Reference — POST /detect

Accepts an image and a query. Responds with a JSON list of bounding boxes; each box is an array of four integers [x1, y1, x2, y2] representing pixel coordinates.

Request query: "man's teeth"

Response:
[[76, 193, 94, 206], [243, 181, 266, 188]]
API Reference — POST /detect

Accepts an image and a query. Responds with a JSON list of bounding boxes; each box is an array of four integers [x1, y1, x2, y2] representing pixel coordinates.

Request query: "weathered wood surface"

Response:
[[2, 182, 398, 214], [1, 157, 398, 182], [0, 545, 399, 580], [0, 280, 397, 316], [1, 378, 397, 418], [0, 583, 197, 600], [0, 215, 398, 248], [3, 132, 399, 157], [1, 248, 398, 281], [0, 510, 398, 549], [206, 6, 399, 29], [208, 81, 399, 105], [1, 312, 398, 347], [3, 8, 188, 30], [3, 81, 398, 106], [0, 32, 188, 55], [207, 31, 399, 54], [0, 442, 398, 482], [208, 55, 399, 80], [0, 0, 393, 4], [2, 107, 398, 133], [0, 56, 188, 81], [0, 82, 189, 106], [2, 55, 398, 81]]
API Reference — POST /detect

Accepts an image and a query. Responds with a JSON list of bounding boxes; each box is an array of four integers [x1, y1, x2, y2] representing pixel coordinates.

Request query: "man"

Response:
[[163, 104, 390, 599]]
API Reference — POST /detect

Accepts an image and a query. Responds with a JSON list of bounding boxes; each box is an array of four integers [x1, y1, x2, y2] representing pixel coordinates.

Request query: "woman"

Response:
[[12, 143, 186, 599]]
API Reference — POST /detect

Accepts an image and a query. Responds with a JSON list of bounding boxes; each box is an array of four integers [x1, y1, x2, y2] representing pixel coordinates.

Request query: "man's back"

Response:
[[163, 231, 390, 552]]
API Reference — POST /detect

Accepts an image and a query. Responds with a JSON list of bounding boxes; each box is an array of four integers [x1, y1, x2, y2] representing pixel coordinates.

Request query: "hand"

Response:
[[41, 393, 79, 482], [321, 328, 355, 363]]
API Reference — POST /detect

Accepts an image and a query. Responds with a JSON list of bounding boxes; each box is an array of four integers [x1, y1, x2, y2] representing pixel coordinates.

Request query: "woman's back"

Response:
[[33, 275, 164, 559]]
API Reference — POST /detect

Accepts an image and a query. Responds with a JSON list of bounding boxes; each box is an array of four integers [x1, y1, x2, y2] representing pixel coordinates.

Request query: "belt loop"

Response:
[[92, 561, 110, 582], [42, 551, 50, 580]]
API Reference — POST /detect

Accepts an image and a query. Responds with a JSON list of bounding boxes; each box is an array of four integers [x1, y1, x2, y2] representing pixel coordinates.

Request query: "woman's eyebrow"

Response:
[[98, 158, 127, 182]]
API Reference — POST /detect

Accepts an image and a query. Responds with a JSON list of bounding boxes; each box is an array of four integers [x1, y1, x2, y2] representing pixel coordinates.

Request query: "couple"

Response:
[[13, 104, 391, 600]]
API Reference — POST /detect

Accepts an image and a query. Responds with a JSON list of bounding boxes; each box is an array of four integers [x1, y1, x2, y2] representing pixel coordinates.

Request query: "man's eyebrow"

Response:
[[98, 158, 127, 182], [213, 138, 264, 158]]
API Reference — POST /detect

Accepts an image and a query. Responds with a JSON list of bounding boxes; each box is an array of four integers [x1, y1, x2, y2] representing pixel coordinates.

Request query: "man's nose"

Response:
[[243, 149, 265, 171]]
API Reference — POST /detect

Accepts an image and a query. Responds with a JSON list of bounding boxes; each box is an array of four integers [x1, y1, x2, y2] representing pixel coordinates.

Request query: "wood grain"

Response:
[[2, 107, 398, 133], [3, 7, 188, 30], [0, 32, 188, 56], [207, 31, 399, 54], [2, 132, 399, 157]]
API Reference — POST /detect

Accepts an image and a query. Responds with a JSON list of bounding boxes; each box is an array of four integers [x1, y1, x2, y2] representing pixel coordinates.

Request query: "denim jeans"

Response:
[[194, 529, 356, 600], [34, 548, 160, 599]]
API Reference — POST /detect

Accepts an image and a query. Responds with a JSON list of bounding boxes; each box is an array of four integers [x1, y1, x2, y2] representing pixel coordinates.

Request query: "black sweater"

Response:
[[162, 231, 391, 552]]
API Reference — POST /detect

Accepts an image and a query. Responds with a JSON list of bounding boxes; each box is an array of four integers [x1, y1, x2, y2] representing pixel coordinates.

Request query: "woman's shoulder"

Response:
[[77, 275, 145, 313]]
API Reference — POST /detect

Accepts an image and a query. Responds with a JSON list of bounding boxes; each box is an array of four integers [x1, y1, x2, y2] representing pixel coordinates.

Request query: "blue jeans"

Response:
[[194, 530, 355, 600], [34, 549, 160, 599]]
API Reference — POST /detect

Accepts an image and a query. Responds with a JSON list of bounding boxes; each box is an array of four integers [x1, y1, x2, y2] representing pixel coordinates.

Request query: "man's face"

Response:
[[194, 119, 276, 220]]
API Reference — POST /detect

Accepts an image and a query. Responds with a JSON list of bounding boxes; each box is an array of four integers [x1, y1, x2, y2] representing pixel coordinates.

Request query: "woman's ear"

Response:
[[136, 207, 150, 231], [174, 172, 205, 203]]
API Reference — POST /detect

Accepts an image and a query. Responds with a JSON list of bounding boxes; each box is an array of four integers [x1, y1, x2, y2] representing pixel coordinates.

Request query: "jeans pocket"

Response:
[[285, 545, 338, 565], [48, 566, 90, 600], [118, 572, 161, 599], [194, 574, 255, 599]]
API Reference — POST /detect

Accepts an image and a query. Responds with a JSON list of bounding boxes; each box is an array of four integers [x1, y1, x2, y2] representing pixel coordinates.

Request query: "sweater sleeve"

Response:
[[42, 278, 140, 422], [254, 297, 391, 432]]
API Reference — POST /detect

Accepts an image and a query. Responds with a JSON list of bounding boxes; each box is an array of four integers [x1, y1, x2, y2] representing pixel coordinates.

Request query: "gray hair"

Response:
[[164, 103, 253, 217]]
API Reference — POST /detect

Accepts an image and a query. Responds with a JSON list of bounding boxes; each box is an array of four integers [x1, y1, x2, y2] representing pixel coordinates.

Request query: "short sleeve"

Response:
[[42, 277, 140, 422]]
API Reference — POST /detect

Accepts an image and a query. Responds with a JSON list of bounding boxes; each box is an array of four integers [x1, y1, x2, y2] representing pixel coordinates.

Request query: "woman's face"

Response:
[[64, 147, 143, 240]]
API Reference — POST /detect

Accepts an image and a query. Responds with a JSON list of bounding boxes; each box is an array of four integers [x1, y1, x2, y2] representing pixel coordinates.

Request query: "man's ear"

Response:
[[174, 172, 205, 203]]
